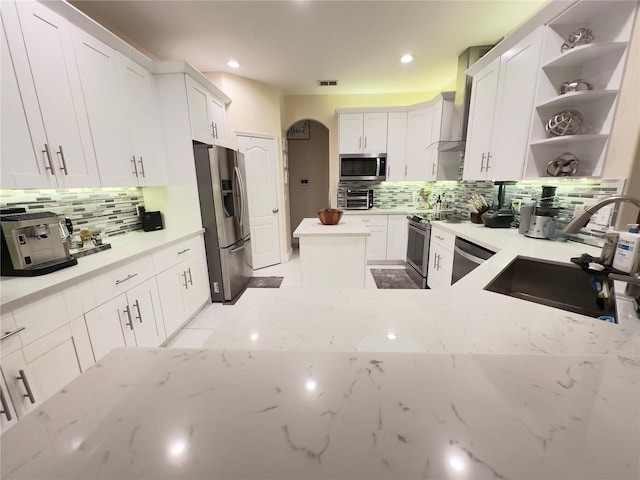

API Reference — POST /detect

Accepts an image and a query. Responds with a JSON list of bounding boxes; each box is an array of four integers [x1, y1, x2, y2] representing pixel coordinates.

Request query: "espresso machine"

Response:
[[525, 186, 560, 239], [1, 209, 77, 276]]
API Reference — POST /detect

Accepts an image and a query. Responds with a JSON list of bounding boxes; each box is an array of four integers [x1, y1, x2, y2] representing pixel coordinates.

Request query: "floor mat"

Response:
[[247, 276, 284, 288], [370, 269, 418, 289]]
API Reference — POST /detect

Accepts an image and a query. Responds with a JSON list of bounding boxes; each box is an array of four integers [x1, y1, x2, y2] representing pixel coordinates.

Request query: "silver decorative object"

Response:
[[560, 79, 593, 94], [546, 110, 584, 137], [546, 152, 580, 177], [561, 27, 595, 52]]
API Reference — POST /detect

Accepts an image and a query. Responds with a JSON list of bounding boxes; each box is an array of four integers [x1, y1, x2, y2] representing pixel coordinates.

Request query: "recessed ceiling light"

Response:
[[227, 60, 240, 68], [400, 54, 414, 64]]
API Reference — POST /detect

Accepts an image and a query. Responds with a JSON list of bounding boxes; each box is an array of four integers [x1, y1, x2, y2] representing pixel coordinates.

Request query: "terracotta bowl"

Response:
[[317, 208, 343, 225]]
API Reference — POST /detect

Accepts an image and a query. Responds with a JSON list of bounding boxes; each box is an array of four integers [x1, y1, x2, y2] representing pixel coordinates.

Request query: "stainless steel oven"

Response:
[[405, 215, 431, 289]]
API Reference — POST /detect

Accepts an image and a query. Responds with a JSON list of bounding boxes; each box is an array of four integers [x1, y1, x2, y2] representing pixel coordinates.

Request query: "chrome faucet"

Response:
[[562, 195, 640, 234]]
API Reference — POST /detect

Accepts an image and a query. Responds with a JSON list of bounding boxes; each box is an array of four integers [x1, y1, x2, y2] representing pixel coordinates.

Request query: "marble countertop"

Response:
[[0, 229, 204, 309], [2, 348, 638, 479], [293, 217, 370, 237]]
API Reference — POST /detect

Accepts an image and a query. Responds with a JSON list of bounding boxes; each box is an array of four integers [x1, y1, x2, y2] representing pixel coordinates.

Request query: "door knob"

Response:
[[272, 208, 279, 213]]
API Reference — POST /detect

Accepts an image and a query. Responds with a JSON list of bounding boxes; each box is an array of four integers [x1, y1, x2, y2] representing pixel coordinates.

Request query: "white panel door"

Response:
[[15, 0, 100, 187], [362, 113, 388, 153], [85, 296, 128, 361], [185, 75, 214, 144], [405, 107, 433, 181], [71, 26, 131, 186], [0, 17, 52, 188], [118, 53, 166, 186], [125, 278, 165, 347], [489, 27, 543, 181], [463, 58, 500, 180], [386, 112, 407, 181], [237, 135, 281, 270], [338, 114, 364, 153]]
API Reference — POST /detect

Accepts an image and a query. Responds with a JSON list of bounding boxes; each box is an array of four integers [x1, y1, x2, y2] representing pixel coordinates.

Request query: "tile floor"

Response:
[[167, 249, 407, 349]]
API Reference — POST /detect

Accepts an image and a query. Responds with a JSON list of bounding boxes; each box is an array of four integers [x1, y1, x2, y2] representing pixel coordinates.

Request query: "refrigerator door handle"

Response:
[[229, 238, 249, 254], [234, 165, 247, 231]]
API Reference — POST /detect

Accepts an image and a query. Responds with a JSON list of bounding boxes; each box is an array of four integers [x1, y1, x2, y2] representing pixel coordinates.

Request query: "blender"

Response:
[[525, 186, 560, 239]]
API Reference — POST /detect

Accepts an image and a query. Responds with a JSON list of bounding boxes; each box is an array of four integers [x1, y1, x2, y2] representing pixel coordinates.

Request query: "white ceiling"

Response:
[[69, 0, 548, 95]]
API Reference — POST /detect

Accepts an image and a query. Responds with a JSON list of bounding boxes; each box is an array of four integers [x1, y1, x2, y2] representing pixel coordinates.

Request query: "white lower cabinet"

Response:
[[85, 278, 165, 361], [154, 237, 210, 337], [1, 324, 83, 424], [348, 215, 388, 262], [427, 226, 455, 289], [386, 215, 408, 261]]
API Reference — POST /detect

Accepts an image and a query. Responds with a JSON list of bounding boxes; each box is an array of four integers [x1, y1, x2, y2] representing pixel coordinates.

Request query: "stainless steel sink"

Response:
[[485, 256, 617, 322]]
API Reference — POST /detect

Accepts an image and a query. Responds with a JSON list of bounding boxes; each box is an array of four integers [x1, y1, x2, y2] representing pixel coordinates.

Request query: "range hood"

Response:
[[439, 45, 494, 153]]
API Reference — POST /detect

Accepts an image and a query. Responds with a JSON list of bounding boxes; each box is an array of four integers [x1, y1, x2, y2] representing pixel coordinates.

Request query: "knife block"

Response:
[[470, 207, 489, 224]]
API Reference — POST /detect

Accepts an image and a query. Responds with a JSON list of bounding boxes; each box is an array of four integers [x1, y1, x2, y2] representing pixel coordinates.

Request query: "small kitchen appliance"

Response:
[[141, 210, 164, 231], [481, 182, 515, 228], [339, 154, 386, 181], [525, 186, 560, 239], [0, 209, 77, 276], [345, 189, 374, 210]]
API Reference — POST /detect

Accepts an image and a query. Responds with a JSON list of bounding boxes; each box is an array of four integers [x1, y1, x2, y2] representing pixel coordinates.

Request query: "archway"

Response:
[[286, 119, 330, 247]]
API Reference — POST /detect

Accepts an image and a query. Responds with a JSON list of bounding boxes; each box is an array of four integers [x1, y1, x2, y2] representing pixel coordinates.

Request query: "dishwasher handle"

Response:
[[453, 244, 486, 266]]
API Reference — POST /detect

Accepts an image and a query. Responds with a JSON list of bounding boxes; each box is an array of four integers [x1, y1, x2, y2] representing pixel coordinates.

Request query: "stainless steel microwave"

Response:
[[339, 153, 386, 181]]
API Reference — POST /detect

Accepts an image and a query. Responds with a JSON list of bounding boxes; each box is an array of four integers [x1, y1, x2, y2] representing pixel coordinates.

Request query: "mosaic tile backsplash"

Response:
[[338, 178, 626, 246], [0, 188, 145, 238]]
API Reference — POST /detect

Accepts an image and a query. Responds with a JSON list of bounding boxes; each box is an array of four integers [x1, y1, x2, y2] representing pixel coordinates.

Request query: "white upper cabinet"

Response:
[[0, 16, 52, 189], [338, 113, 388, 154], [8, 0, 100, 187], [70, 26, 131, 187], [524, 0, 637, 178], [186, 75, 227, 146], [385, 112, 408, 181], [405, 106, 434, 180], [464, 27, 544, 181], [118, 54, 167, 185]]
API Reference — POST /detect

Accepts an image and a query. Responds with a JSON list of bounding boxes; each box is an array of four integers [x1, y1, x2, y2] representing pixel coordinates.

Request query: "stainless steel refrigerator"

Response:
[[193, 142, 252, 302]]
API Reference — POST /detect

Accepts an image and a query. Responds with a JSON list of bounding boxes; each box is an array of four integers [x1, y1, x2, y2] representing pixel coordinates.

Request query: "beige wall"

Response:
[[283, 91, 443, 207], [204, 72, 293, 256], [288, 121, 330, 240], [602, 11, 640, 227]]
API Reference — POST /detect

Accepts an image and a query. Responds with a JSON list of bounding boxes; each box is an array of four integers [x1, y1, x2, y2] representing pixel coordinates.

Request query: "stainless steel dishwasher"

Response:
[[451, 237, 495, 284]]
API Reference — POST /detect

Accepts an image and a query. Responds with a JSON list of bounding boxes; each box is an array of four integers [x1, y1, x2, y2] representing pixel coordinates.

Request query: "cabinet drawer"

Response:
[[91, 255, 155, 306], [152, 236, 202, 274], [0, 311, 22, 359], [430, 226, 455, 251], [348, 214, 388, 226], [12, 292, 70, 347]]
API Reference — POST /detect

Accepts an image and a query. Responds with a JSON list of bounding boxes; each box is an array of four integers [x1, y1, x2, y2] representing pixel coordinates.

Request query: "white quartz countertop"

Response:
[[293, 217, 370, 237], [2, 348, 638, 480], [0, 229, 204, 309]]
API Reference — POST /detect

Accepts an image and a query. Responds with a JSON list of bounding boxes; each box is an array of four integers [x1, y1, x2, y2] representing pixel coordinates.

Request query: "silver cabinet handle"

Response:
[[480, 152, 486, 172], [435, 235, 444, 241], [131, 156, 139, 177], [133, 300, 143, 323], [210, 122, 215, 138], [42, 144, 55, 175], [115, 273, 138, 286], [57, 145, 68, 175], [182, 271, 188, 289], [1, 327, 25, 342], [0, 386, 13, 421], [17, 369, 35, 404], [177, 248, 190, 255], [138, 157, 145, 178], [404, 165, 407, 177], [359, 137, 362, 150], [486, 152, 492, 171], [364, 136, 367, 149], [123, 305, 134, 331], [432, 163, 436, 175], [213, 123, 218, 140], [187, 267, 193, 286]]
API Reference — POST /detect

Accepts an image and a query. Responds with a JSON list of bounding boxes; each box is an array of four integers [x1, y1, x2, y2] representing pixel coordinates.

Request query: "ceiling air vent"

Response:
[[317, 80, 338, 86]]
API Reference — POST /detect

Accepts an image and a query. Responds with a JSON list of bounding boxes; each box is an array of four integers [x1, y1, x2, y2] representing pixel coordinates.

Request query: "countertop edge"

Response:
[[0, 228, 205, 310]]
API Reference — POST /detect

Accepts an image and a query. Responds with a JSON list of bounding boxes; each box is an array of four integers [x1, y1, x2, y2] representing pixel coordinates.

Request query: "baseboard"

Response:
[[367, 259, 407, 266]]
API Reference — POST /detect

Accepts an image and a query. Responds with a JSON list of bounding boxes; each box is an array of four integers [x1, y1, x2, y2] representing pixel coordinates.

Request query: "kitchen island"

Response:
[[2, 347, 638, 480], [293, 217, 370, 288]]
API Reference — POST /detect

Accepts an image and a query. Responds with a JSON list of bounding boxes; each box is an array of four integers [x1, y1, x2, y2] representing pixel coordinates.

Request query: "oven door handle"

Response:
[[453, 244, 486, 265], [408, 223, 430, 235]]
